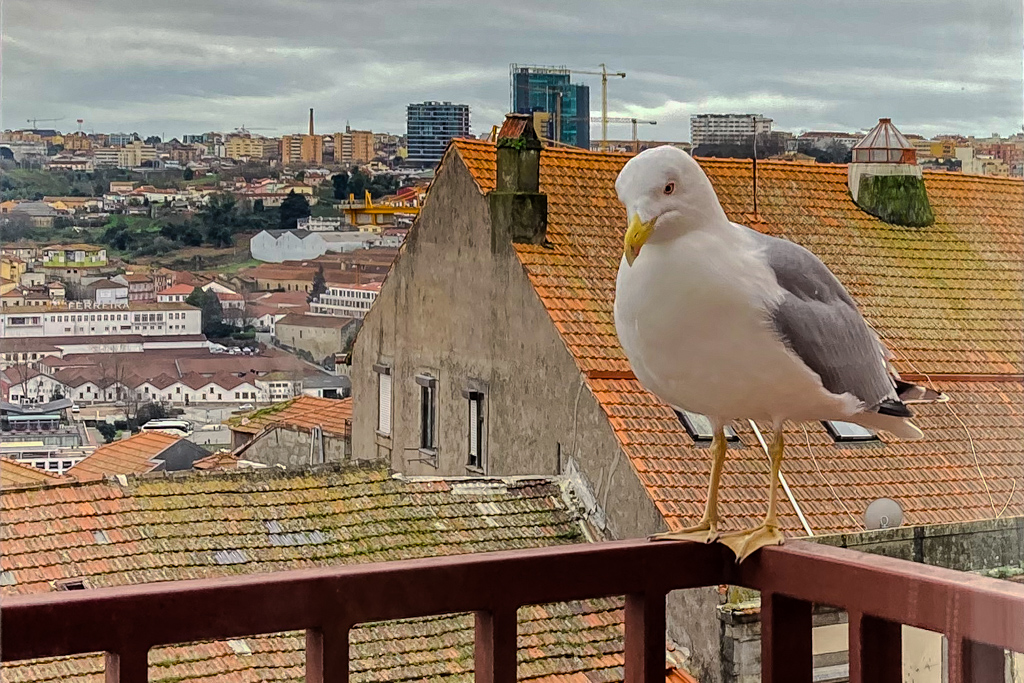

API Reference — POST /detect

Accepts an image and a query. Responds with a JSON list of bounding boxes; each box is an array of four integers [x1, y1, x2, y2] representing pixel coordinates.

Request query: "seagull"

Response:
[[612, 146, 943, 562]]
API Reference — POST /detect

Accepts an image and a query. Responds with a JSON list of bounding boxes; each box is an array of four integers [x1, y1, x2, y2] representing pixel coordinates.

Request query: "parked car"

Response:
[[238, 403, 254, 411]]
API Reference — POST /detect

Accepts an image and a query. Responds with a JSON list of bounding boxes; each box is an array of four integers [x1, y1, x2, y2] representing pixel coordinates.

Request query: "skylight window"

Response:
[[213, 549, 249, 565], [0, 571, 16, 587], [92, 530, 111, 544], [228, 640, 253, 655], [675, 410, 739, 442], [823, 421, 878, 442], [56, 578, 88, 591]]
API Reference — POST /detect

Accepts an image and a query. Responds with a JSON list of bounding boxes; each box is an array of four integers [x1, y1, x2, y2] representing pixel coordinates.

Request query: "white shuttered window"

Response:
[[377, 371, 392, 435]]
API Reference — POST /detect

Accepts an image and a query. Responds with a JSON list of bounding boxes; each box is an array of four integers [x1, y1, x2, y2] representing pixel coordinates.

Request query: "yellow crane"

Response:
[[592, 117, 657, 152], [571, 64, 626, 151]]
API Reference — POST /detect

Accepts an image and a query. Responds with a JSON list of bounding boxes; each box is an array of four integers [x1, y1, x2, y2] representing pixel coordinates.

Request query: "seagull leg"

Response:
[[649, 427, 726, 544], [721, 427, 786, 562]]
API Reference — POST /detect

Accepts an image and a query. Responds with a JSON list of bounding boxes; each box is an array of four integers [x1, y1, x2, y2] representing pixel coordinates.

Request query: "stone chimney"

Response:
[[488, 114, 547, 246], [848, 118, 934, 227]]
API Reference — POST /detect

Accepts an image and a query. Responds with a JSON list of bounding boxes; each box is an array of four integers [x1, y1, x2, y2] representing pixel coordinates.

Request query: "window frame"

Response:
[[823, 420, 878, 443], [463, 389, 485, 470], [675, 410, 740, 443], [415, 374, 437, 452], [373, 364, 392, 436]]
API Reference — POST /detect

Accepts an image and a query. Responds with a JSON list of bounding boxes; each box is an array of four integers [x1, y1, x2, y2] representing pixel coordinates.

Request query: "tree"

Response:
[[186, 287, 225, 337], [253, 198, 265, 212], [308, 265, 327, 303], [97, 422, 117, 443], [134, 402, 167, 427], [332, 172, 349, 199], [182, 167, 195, 181], [279, 190, 311, 229], [295, 170, 305, 181]]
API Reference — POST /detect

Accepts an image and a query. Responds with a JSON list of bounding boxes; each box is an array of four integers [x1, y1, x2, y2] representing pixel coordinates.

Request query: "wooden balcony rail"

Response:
[[3, 539, 1024, 683]]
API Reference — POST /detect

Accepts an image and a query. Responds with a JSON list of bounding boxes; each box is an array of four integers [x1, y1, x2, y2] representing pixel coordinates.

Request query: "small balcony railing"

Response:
[[3, 539, 1023, 682]]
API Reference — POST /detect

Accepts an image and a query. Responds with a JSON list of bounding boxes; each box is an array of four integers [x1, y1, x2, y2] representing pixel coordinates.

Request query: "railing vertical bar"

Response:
[[104, 648, 148, 683], [848, 611, 901, 683], [760, 592, 812, 683], [949, 637, 1005, 683], [474, 607, 517, 683], [305, 624, 350, 683], [624, 591, 666, 683]]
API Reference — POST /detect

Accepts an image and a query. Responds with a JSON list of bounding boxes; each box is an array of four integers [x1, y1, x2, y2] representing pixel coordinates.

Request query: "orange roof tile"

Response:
[[229, 396, 352, 436], [451, 140, 1024, 534], [66, 431, 180, 481], [158, 283, 194, 296], [0, 457, 62, 489]]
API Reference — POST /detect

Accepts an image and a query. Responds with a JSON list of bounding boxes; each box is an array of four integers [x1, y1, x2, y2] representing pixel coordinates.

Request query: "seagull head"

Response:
[[615, 145, 725, 266]]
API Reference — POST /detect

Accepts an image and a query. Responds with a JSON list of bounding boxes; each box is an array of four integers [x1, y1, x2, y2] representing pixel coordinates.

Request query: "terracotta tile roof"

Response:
[[157, 283, 194, 296], [66, 431, 180, 481], [229, 396, 352, 436], [0, 464, 636, 683], [0, 457, 62, 488], [452, 140, 1024, 534], [453, 140, 1024, 377], [192, 450, 240, 470]]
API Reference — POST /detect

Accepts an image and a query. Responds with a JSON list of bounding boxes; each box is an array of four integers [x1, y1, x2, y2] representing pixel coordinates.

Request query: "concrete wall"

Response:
[[275, 320, 357, 363], [238, 425, 349, 468]]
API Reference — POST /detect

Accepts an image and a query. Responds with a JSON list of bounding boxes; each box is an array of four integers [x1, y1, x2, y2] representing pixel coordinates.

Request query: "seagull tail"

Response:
[[850, 412, 924, 440]]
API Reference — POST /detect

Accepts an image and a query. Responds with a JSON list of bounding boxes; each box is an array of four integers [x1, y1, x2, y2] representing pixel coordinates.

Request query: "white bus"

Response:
[[139, 419, 193, 438]]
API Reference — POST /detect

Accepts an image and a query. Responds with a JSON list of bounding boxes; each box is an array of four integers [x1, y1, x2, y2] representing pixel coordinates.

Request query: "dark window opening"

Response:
[[468, 392, 484, 469], [675, 410, 739, 442], [417, 375, 437, 451]]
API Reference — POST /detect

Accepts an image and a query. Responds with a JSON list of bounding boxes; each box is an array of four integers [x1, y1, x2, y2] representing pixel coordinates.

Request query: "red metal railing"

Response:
[[3, 539, 1023, 683]]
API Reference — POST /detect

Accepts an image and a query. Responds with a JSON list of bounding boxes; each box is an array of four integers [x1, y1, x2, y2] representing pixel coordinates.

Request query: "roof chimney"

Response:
[[848, 118, 933, 227], [488, 114, 547, 246], [309, 109, 315, 136]]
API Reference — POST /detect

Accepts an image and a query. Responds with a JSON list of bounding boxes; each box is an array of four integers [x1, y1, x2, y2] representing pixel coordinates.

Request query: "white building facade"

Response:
[[310, 283, 380, 319], [690, 113, 773, 146], [0, 302, 202, 339]]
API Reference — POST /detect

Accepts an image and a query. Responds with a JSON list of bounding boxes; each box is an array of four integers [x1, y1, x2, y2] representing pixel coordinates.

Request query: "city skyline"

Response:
[[1, 0, 1020, 141]]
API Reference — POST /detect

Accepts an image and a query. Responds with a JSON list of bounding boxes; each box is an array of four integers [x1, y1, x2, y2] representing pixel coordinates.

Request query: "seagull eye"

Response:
[[663, 182, 675, 195]]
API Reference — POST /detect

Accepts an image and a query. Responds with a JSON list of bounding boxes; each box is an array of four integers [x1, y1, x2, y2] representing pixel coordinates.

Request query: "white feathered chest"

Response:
[[613, 226, 838, 421]]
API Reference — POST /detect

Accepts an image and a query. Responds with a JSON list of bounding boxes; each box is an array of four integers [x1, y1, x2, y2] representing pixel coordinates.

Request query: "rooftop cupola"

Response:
[[848, 118, 934, 227]]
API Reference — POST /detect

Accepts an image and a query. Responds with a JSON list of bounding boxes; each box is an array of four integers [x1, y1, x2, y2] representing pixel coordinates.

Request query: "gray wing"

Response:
[[744, 226, 899, 411]]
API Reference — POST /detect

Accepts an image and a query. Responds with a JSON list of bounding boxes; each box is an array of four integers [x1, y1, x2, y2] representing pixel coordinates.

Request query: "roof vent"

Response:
[[848, 118, 934, 227]]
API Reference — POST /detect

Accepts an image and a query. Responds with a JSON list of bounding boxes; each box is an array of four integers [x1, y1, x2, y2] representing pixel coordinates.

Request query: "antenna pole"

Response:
[[752, 116, 758, 216]]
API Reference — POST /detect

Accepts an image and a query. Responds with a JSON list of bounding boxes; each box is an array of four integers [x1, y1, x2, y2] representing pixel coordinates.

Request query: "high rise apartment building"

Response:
[[511, 65, 590, 149], [406, 102, 470, 165], [690, 114, 773, 145], [334, 127, 375, 165], [281, 135, 323, 165]]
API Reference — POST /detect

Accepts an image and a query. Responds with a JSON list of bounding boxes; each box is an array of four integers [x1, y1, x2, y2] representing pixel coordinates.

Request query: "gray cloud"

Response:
[[3, 0, 1021, 140]]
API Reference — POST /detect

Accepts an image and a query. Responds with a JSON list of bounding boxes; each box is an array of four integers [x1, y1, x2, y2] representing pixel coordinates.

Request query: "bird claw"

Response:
[[720, 524, 785, 563], [648, 520, 720, 544]]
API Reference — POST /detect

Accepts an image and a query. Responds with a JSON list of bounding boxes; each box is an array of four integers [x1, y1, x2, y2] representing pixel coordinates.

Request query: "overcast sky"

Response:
[[2, 0, 1021, 141]]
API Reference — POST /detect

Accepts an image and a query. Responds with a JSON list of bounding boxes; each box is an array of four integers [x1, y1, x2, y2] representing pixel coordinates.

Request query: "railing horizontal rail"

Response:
[[4, 538, 1024, 676]]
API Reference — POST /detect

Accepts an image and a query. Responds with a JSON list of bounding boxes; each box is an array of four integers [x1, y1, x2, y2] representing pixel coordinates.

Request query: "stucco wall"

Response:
[[275, 321, 355, 363], [239, 426, 349, 468]]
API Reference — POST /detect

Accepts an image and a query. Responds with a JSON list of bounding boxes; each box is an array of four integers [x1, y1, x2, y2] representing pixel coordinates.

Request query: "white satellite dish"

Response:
[[865, 498, 904, 530]]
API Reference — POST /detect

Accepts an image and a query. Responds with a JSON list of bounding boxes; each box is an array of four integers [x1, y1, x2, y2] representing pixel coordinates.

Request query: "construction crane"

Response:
[[591, 117, 657, 153], [26, 116, 64, 129], [571, 65, 625, 151]]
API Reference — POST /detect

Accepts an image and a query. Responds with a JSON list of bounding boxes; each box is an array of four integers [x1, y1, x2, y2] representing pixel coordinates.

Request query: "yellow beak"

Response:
[[623, 214, 655, 266]]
